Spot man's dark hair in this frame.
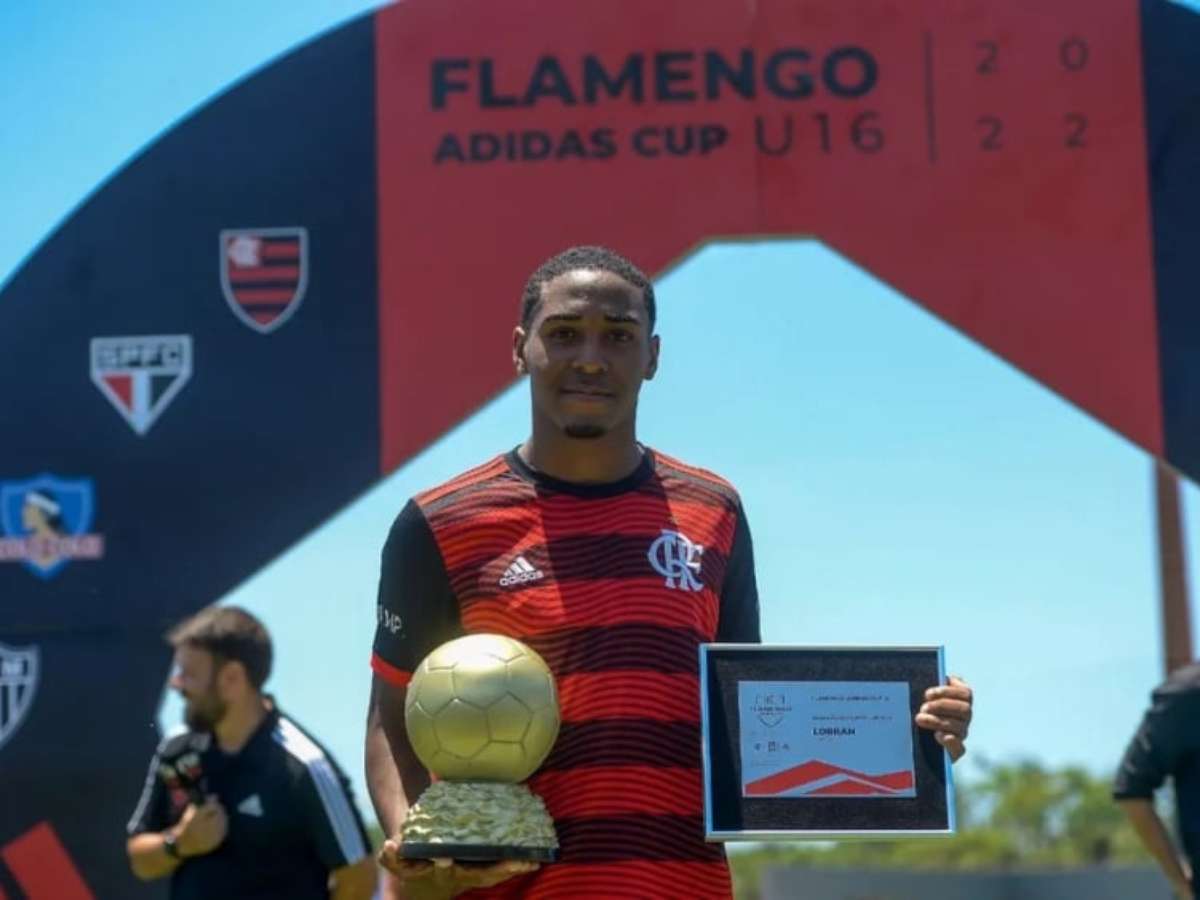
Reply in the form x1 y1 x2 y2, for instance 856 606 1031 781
520 245 656 331
168 606 272 690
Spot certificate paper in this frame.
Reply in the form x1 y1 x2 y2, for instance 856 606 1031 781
737 681 916 799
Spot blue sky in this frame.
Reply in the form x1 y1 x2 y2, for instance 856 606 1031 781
3 1 1197 827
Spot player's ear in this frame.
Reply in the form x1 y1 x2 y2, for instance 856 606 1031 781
513 326 528 374
644 334 660 381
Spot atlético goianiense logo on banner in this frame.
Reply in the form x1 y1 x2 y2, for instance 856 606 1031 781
0 644 39 753
0 475 105 580
90 335 193 436
219 227 308 333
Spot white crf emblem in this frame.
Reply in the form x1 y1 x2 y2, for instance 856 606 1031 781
648 529 704 591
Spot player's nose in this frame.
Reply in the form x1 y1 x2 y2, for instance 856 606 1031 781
571 336 608 373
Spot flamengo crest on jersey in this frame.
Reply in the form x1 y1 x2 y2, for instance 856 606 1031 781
647 529 704 591
0 475 105 579
90 335 193 436
499 554 545 587
220 227 309 334
0 644 39 753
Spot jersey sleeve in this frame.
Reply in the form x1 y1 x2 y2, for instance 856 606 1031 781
371 498 463 686
1113 684 1198 799
293 746 371 870
716 501 762 643
126 747 170 836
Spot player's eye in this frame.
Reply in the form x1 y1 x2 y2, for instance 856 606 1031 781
549 327 577 342
608 330 634 343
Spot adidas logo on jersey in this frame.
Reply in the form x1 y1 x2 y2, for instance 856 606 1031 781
499 555 544 587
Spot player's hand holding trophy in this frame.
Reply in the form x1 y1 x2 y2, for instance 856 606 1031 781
399 633 561 861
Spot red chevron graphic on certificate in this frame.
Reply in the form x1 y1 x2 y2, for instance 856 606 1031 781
738 681 917 799
745 759 915 797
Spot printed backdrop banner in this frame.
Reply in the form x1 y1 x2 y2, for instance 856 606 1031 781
0 1 1196 895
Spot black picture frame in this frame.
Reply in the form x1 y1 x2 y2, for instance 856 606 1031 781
699 644 955 840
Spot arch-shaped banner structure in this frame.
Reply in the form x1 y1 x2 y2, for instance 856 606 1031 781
1 1 1197 894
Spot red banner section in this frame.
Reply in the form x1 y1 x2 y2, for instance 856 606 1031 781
376 0 1157 472
1 823 95 900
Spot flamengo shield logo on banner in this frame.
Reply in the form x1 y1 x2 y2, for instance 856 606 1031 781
90 335 193 435
220 227 308 333
0 475 105 579
0 644 39 752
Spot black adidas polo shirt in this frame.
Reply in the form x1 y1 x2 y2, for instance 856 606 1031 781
128 705 369 900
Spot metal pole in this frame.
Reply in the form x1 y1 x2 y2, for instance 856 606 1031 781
1154 460 1193 677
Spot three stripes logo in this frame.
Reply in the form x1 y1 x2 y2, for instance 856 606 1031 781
90 335 193 436
499 555 544 588
220 227 308 334
237 794 265 817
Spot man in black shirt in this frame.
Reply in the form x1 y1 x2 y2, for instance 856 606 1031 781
126 606 376 900
1114 662 1200 900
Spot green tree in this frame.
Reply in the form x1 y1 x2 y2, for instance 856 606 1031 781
727 759 1153 900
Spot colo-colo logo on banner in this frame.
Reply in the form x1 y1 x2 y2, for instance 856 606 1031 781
0 475 105 579
91 335 193 436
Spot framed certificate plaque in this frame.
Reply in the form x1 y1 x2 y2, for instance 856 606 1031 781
699 644 956 840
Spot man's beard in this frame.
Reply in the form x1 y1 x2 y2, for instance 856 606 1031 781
564 423 606 439
184 692 227 731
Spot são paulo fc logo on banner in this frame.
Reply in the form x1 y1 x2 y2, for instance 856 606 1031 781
219 227 308 333
0 475 105 579
90 335 193 435
0 644 39 752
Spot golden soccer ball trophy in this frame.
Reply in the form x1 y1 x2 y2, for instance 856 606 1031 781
399 633 561 861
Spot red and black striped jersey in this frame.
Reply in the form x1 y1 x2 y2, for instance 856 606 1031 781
371 448 760 899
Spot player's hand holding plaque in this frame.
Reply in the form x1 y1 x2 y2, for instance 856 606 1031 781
400 634 560 862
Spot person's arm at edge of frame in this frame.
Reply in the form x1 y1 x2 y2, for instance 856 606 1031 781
1117 798 1193 899
366 674 429 845
1114 687 1195 900
366 673 432 900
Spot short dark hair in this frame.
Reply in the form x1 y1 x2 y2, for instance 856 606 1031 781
168 606 272 691
520 245 656 331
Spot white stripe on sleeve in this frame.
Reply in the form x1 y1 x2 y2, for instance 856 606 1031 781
127 751 162 834
273 717 367 863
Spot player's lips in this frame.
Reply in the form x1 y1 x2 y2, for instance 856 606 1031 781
560 390 615 407
560 387 615 398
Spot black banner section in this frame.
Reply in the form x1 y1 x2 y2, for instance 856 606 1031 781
1142 0 1200 477
0 15 378 897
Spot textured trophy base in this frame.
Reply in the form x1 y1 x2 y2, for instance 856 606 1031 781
399 842 557 862
399 781 558 862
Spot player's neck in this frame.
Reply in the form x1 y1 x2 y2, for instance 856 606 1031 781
214 695 269 754
521 423 643 485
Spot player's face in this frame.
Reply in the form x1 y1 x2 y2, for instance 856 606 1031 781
170 646 228 731
516 269 659 440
